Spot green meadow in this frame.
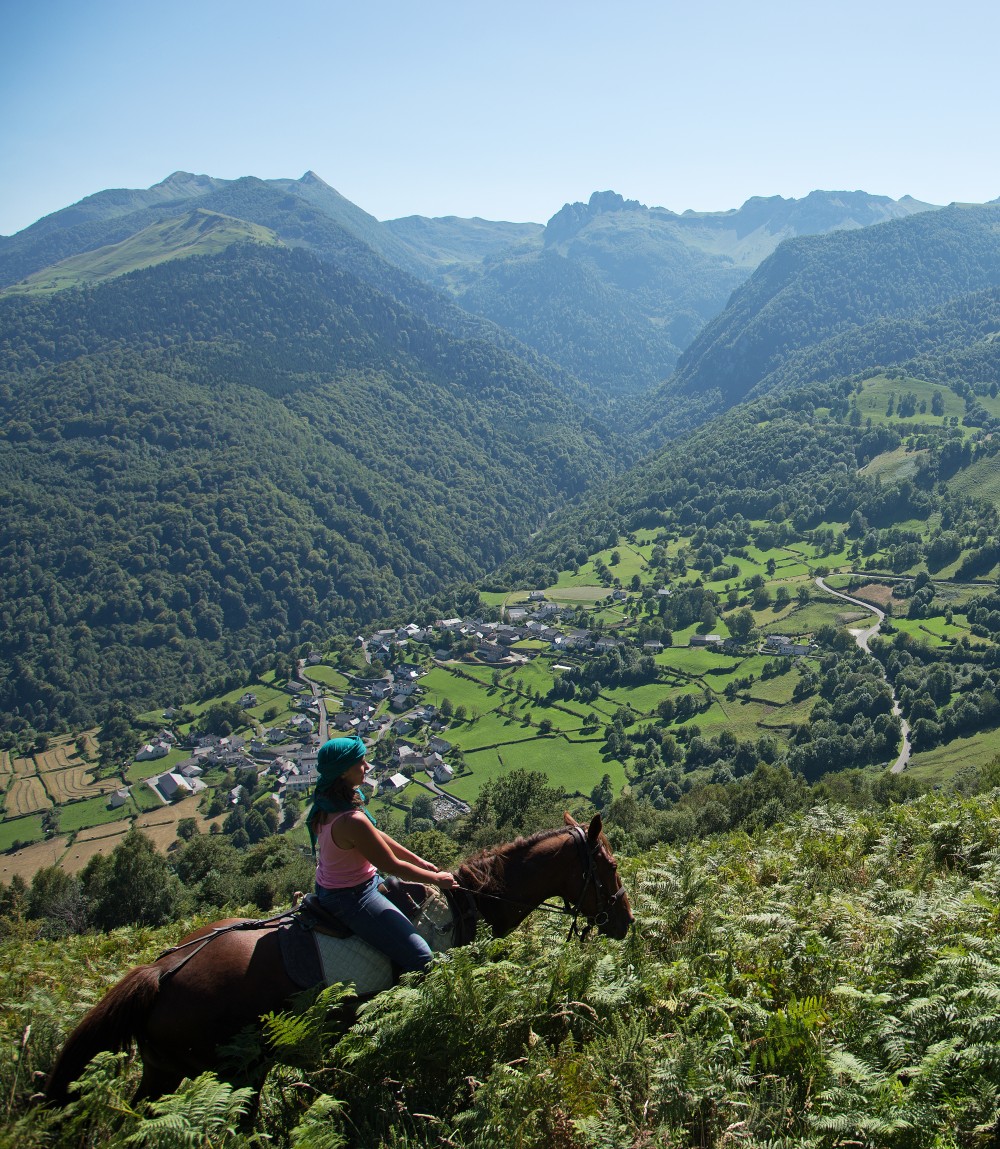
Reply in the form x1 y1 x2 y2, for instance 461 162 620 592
853 374 966 427
447 735 625 801
303 664 351 692
906 729 1000 785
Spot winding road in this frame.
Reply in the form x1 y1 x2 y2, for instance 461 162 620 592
814 577 912 773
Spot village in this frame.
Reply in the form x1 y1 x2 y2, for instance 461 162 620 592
119 588 818 833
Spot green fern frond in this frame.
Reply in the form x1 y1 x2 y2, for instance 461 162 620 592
122 1072 253 1148
288 1094 348 1149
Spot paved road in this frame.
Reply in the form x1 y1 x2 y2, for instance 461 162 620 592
299 659 329 743
814 577 912 773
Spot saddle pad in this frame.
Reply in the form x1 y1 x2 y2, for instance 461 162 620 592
315 932 394 996
278 889 459 994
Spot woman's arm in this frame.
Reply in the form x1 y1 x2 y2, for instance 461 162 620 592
340 812 455 888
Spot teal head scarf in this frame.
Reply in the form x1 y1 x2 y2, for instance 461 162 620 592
307 735 376 853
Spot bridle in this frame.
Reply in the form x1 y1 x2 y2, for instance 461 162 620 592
455 824 628 941
564 824 629 940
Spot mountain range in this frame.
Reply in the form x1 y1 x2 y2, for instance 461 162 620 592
2 171 999 734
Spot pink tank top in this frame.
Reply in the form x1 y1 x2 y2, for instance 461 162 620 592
315 811 378 889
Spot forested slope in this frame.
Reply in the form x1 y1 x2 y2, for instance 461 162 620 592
444 189 934 397
0 243 620 733
636 202 1000 440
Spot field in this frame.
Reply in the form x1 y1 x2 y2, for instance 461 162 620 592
861 446 930 484
446 736 626 802
0 792 221 883
854 374 966 428
303 663 351 691
949 453 1000 514
905 730 1000 786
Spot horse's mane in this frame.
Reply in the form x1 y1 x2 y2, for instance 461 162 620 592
455 826 570 895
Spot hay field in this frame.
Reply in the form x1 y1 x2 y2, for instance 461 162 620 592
2 795 224 882
3 755 53 818
43 765 117 803
0 835 69 883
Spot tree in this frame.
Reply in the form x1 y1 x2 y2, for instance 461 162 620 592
26 865 85 936
459 768 568 848
590 774 615 809
82 829 186 930
176 817 199 841
728 608 756 644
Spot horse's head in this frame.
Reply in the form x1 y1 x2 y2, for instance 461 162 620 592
562 812 634 940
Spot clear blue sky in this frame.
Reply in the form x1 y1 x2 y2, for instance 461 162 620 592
3 0 998 236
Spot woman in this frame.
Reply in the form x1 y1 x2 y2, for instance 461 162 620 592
308 735 456 973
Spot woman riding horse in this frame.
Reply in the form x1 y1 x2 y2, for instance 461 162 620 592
45 812 633 1104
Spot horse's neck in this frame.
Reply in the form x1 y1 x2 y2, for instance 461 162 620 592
461 830 571 937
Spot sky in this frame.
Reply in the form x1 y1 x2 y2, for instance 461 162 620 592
2 0 999 236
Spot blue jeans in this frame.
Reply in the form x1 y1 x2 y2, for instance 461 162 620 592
315 874 433 973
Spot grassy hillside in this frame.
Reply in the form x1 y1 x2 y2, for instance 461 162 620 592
2 210 281 294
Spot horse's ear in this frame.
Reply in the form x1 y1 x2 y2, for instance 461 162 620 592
587 814 603 842
563 811 579 827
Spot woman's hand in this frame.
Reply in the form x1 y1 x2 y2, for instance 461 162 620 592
434 870 457 890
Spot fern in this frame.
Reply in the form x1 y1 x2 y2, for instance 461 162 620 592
121 1073 254 1148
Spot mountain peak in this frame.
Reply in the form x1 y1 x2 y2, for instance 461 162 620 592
544 190 647 245
298 170 331 188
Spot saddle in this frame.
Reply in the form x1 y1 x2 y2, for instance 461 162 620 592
278 878 471 994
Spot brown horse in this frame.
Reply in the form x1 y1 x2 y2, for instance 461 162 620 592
46 813 632 1104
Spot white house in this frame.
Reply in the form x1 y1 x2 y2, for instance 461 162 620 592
109 787 130 809
432 762 454 784
136 740 170 761
384 772 411 793
283 769 318 793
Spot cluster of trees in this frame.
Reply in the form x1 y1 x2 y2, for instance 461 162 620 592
0 828 314 939
0 243 623 738
876 627 1000 752
547 644 659 703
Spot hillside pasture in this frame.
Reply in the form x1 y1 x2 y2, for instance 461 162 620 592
547 583 614 604
421 666 502 714
860 445 930 484
854 374 965 427
303 663 350 691
56 792 138 833
600 682 678 716
0 831 67 882
905 729 1000 785
446 734 625 801
746 671 802 705
949 453 1000 514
